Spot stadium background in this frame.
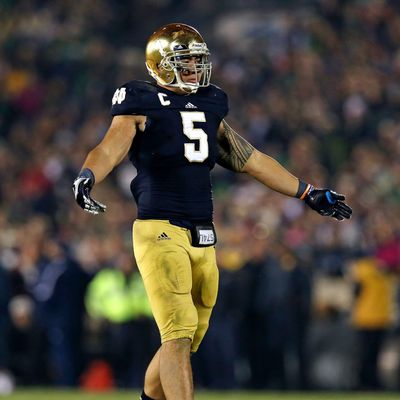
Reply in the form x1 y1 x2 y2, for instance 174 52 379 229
0 0 399 396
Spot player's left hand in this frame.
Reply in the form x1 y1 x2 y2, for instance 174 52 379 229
72 169 106 215
305 188 352 221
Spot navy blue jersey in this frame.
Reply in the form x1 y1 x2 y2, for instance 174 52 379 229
111 80 229 222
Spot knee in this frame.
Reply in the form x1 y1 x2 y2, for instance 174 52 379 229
162 337 192 353
160 303 198 344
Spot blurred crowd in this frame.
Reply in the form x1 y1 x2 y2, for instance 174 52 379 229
0 0 399 393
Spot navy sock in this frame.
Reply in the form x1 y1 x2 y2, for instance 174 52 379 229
140 390 155 400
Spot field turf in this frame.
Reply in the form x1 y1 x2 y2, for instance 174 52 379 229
7 389 400 400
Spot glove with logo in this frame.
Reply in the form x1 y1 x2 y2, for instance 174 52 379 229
304 187 352 220
72 168 106 215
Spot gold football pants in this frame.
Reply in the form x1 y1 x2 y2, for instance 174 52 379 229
132 219 219 352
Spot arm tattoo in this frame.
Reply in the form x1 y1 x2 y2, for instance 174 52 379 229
216 120 255 172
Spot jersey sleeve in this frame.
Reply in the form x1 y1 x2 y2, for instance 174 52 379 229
110 82 144 116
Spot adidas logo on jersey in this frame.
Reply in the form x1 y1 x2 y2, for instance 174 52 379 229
185 102 197 109
157 232 171 241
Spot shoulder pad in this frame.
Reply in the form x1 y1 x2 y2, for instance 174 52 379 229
110 80 156 116
198 84 229 118
209 84 228 97
127 80 159 93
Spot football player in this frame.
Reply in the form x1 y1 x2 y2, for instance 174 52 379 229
73 23 352 400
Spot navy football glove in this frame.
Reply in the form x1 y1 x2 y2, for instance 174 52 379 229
305 188 352 221
72 169 106 215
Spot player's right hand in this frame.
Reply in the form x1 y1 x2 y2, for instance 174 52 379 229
72 169 106 215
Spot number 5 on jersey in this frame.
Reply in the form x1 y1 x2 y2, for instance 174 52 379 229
180 112 208 163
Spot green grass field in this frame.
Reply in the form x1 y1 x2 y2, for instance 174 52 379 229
6 389 400 400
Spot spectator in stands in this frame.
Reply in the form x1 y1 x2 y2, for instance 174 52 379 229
85 250 157 388
31 239 90 386
349 254 397 390
0 265 11 373
7 295 48 385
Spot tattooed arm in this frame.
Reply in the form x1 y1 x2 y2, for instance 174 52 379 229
216 120 300 197
216 120 255 172
216 120 352 219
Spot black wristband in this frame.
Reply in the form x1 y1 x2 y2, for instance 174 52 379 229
79 168 95 184
296 180 311 200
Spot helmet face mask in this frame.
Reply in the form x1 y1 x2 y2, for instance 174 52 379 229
146 23 212 94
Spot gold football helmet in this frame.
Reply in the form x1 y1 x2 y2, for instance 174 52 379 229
145 23 212 93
